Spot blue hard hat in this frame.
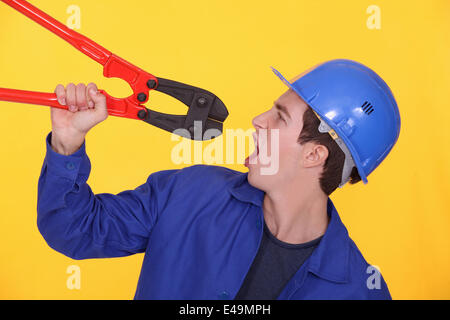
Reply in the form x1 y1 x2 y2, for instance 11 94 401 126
272 59 401 185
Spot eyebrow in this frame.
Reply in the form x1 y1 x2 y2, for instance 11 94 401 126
274 102 291 119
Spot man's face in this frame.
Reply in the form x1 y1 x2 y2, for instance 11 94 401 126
245 88 312 191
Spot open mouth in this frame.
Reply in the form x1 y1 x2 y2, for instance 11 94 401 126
245 132 259 167
254 132 260 155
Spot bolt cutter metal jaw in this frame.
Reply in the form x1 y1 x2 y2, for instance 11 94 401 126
0 0 229 141
99 55 228 140
142 78 228 141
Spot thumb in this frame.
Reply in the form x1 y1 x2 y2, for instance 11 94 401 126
88 88 109 118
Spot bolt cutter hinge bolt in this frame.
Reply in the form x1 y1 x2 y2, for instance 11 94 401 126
147 79 157 89
137 109 147 119
137 92 147 102
197 97 207 107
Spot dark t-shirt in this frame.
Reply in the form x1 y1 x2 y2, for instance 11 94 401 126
235 219 322 300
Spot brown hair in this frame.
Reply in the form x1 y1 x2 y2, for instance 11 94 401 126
298 106 361 195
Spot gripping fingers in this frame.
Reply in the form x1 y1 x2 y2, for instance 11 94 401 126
66 83 77 112
54 84 66 106
76 83 88 111
86 83 97 109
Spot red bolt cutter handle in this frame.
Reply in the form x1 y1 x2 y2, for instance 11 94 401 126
0 0 229 140
2 0 111 65
0 88 62 109
0 87 137 118
0 0 157 120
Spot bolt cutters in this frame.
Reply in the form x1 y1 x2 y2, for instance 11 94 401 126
0 0 229 140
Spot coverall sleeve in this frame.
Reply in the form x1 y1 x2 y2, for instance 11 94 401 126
37 132 177 260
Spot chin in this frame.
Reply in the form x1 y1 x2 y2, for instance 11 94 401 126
247 166 259 187
247 164 270 191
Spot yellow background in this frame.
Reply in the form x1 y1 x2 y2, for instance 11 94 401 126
0 0 449 299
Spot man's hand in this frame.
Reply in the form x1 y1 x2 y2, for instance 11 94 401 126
51 83 108 155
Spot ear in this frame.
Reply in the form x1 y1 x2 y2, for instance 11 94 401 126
302 143 329 168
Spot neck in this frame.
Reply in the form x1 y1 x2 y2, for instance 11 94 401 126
263 178 330 244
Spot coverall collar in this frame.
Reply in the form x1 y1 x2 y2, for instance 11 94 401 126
228 172 350 284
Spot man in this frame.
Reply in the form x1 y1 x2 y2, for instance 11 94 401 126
37 59 400 299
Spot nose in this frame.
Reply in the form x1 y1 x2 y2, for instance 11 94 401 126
252 110 268 131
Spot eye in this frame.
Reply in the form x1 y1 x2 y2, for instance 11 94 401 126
278 112 286 123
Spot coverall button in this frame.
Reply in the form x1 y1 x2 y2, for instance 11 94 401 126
66 162 75 170
218 291 229 299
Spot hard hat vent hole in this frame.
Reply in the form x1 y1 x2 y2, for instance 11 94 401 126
361 101 375 115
